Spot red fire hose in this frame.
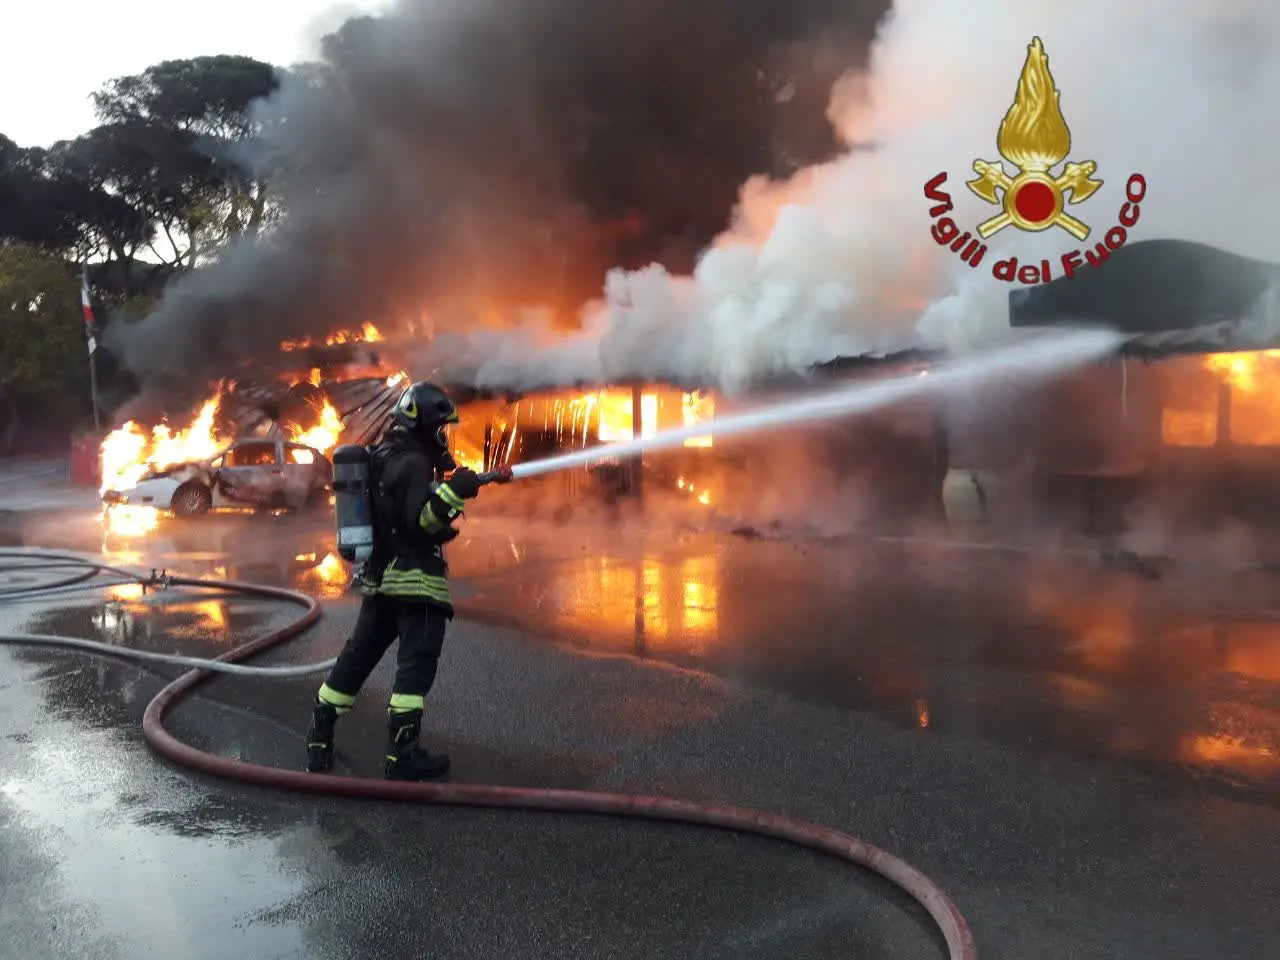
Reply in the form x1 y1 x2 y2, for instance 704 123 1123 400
59 568 976 959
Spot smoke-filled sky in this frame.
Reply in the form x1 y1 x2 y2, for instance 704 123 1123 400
114 0 1280 400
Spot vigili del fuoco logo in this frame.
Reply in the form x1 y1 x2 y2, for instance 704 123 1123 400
923 36 1146 284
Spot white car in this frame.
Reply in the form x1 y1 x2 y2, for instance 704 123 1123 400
102 438 333 517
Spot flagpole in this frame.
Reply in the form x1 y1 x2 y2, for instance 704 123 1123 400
81 265 102 433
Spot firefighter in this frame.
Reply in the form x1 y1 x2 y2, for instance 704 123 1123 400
304 381 483 780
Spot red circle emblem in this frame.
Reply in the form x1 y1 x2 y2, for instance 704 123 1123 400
1012 181 1056 224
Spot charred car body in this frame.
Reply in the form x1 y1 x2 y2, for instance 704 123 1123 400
103 438 332 517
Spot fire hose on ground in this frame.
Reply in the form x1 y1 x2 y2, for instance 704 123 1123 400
0 547 976 959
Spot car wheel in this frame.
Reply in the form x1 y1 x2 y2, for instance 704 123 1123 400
305 485 329 510
171 483 212 517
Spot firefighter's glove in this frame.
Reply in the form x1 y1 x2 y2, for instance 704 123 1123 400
352 563 381 596
445 467 481 499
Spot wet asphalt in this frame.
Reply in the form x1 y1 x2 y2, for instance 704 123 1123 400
1 497 1278 959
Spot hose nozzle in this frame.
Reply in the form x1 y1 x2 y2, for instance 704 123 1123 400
477 466 514 485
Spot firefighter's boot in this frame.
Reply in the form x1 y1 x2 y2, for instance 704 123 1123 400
305 702 341 773
385 709 450 781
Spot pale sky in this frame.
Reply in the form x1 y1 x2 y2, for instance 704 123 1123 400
2 0 390 147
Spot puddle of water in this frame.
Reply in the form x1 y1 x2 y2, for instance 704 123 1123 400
455 536 1280 796
0 665 311 958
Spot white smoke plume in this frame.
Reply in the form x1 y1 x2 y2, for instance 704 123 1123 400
453 0 1280 394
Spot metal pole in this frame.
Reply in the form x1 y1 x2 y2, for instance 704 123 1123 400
87 347 102 433
82 265 102 433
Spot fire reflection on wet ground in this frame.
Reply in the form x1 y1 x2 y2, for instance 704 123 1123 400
1017 573 1279 786
295 551 350 600
454 523 1280 798
522 553 722 658
11 588 274 684
3 506 1278 798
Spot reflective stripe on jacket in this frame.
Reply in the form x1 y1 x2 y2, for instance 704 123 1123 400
366 428 463 613
378 558 451 604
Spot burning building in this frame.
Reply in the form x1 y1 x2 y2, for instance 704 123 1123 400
476 387 716 501
98 237 1280 548
938 239 1280 543
95 315 729 532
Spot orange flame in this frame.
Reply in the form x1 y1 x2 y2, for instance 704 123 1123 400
451 444 485 472
308 552 346 584
566 390 714 445
676 475 713 506
100 391 230 494
594 392 657 443
1164 350 1280 447
194 599 228 631
482 387 718 475
682 391 714 447
299 552 351 599
1201 350 1280 393
280 323 384 352
289 397 343 453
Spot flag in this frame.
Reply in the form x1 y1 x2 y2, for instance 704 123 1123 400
81 267 96 355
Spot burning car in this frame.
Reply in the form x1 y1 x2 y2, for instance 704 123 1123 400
102 437 333 517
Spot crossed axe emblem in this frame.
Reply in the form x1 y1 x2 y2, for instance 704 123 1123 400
966 160 1102 241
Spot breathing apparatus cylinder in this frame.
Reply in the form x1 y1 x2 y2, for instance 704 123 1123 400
331 444 376 564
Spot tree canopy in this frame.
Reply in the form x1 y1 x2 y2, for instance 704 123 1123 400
0 245 88 452
0 55 280 450
0 55 280 290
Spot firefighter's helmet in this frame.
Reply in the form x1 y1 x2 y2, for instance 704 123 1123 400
392 381 459 450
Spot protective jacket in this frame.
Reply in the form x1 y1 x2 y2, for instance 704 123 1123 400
362 426 467 613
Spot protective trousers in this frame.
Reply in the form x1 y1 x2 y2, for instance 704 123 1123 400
317 593 448 714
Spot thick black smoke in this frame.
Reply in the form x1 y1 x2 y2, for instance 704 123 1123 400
111 0 888 398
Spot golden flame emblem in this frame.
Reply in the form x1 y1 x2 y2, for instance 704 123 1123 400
966 37 1103 240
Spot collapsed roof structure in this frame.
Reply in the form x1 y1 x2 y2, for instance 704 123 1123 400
1009 238 1280 357
224 239 1280 449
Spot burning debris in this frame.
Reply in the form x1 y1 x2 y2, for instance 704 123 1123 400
481 388 715 463
280 323 383 352
677 476 713 506
98 373 351 532
290 398 343 453
96 330 726 536
475 386 720 507
104 505 172 538
98 339 409 504
101 392 230 495
298 551 351 599
95 300 1280 550
99 391 230 535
